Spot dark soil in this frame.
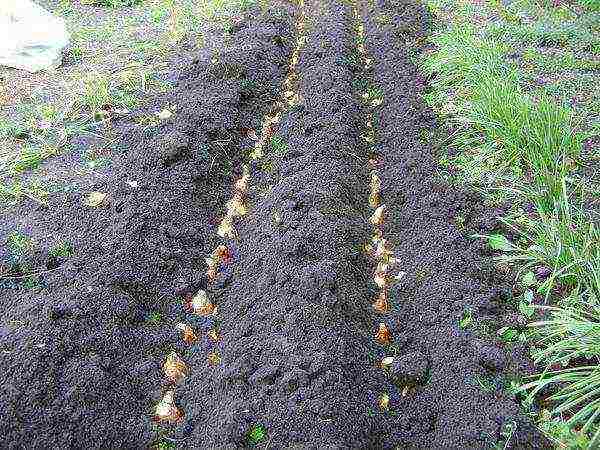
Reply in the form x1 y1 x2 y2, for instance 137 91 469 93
1 0 551 448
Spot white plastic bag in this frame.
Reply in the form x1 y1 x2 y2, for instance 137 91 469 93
0 0 70 72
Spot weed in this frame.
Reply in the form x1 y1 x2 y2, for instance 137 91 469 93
156 440 176 450
497 326 519 343
7 232 33 256
474 374 495 392
247 423 266 445
269 135 288 154
538 412 592 449
459 308 472 329
11 145 57 173
49 242 74 258
521 298 600 443
146 312 163 326
493 420 517 449
80 73 112 120
454 214 466 228
0 179 50 206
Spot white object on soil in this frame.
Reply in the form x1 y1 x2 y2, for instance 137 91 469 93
0 0 70 72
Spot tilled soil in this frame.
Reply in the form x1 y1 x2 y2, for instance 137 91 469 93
1 0 551 448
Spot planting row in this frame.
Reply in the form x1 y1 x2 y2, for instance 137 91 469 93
153 0 305 437
357 0 548 447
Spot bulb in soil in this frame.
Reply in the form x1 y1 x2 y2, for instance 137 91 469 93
247 129 259 141
369 171 381 208
374 239 392 261
208 329 219 342
217 217 235 239
394 270 406 282
370 205 385 227
381 356 394 368
214 245 231 263
234 169 250 194
208 352 221 365
157 109 173 120
188 290 215 316
83 191 108 207
226 194 248 217
163 352 188 383
153 390 183 423
374 268 388 289
175 323 198 344
375 323 391 345
205 257 218 281
378 393 390 410
372 291 389 313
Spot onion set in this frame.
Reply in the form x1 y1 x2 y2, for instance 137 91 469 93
153 390 183 423
175 323 198 344
187 290 216 316
375 322 391 345
163 352 188 383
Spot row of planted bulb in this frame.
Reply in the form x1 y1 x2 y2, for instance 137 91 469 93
154 182 249 423
155 5 307 425
353 9 405 411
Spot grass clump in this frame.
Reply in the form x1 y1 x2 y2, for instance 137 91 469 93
7 232 34 256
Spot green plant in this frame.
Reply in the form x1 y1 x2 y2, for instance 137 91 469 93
269 135 288 154
422 0 600 445
81 73 112 119
247 424 266 445
11 146 57 173
147 312 163 325
50 242 74 258
459 308 472 329
521 299 600 444
7 232 33 256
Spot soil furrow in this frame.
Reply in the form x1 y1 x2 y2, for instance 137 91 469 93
158 0 306 440
357 0 549 448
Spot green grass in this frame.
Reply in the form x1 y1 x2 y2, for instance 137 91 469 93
10 146 58 173
521 299 600 446
425 0 600 444
7 231 34 256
